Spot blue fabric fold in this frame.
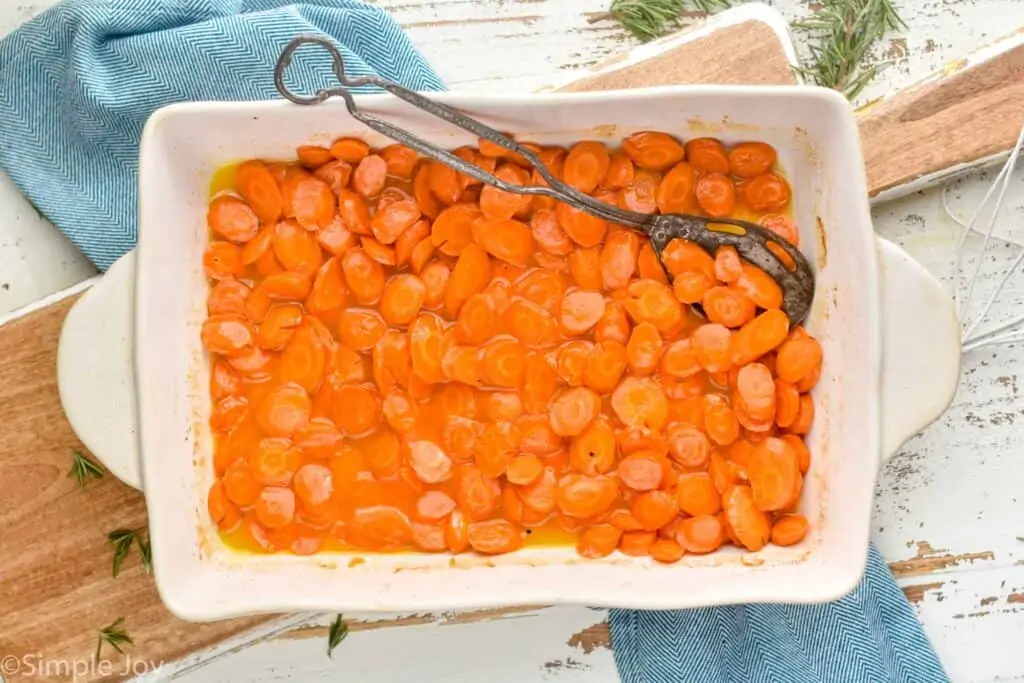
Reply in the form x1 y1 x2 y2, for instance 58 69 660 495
1 4 949 681
0 0 444 270
610 544 949 682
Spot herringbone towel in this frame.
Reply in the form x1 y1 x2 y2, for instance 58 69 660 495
0 0 444 270
611 544 949 682
0 3 949 681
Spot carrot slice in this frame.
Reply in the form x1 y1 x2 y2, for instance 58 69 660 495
563 140 610 193
620 169 660 214
379 274 427 326
703 393 740 446
637 242 668 284
656 162 697 214
731 309 790 366
666 422 710 469
337 309 386 351
618 452 664 491
685 138 729 174
549 387 601 436
500 296 558 348
775 379 801 429
703 286 756 328
555 474 618 518
775 337 823 384
340 248 386 305
677 514 726 554
691 323 733 373
479 163 531 220
695 173 736 217
676 472 721 516
722 485 770 551
630 490 677 531
619 530 657 556
624 280 684 335
611 376 669 431
445 244 492 317
736 362 776 421
577 524 623 558
584 340 628 394
787 394 815 435
352 154 388 198
557 340 593 386
208 195 259 243
428 161 463 206
660 339 702 379
279 325 326 393
594 303 631 346
771 514 809 546
348 506 413 550
561 290 607 335
480 338 529 388
602 151 635 190
468 519 523 555
330 137 370 163
235 160 284 224
742 172 792 212
281 170 336 230
569 416 616 475
746 437 801 512
556 202 607 248
203 241 244 280
599 229 640 290
728 142 777 178
471 217 535 267
331 384 382 436
256 383 311 437
622 132 684 172
201 314 254 356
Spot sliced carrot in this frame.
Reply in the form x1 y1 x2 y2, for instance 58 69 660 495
445 244 492 317
210 395 249 433
471 217 535 267
774 379 801 429
618 451 664 491
583 340 628 394
742 172 792 212
660 339 702 379
210 358 244 400
454 464 502 521
379 144 419 179
649 538 685 563
347 506 413 550
549 387 601 436
331 384 382 436
569 416 616 475
337 308 386 351
620 169 660 214
530 208 574 256
556 340 593 387
722 485 770 551
666 422 710 469
703 286 755 328
208 195 259 243
622 132 685 172
690 323 732 373
730 263 783 311
352 154 387 198
279 325 326 392
602 151 636 190
685 138 729 174
467 519 523 555
201 314 254 356
430 203 478 256
568 246 604 290
255 487 296 529
728 142 777 178
330 137 370 164
675 472 721 516
703 393 740 446
556 473 618 518
695 173 736 217
672 270 713 305
368 199 420 246
655 162 697 214
281 170 336 230
235 160 283 224
677 514 726 554
771 514 809 546
593 302 631 346
503 297 560 347
660 239 715 280
256 383 311 437
555 202 607 248
296 145 333 169
514 269 568 312
619 529 657 556
600 229 640 291
306 257 348 317
787 394 815 435
559 289 605 335
775 337 823 384
312 159 353 196
203 241 244 280
480 338 529 388
563 140 610 193
336 188 372 235
760 214 800 246
479 163 531 220
630 490 677 531
736 362 776 422
340 248 386 305
428 161 463 206
256 303 303 349
624 279 684 335
377 273 426 327
611 376 669 431
747 437 801 512
577 524 623 558
360 236 397 266
731 309 790 366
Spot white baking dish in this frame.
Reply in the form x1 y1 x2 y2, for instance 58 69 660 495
57 85 961 622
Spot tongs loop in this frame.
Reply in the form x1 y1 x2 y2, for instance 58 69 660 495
274 35 816 325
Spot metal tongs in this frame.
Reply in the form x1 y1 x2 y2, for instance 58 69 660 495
274 36 815 324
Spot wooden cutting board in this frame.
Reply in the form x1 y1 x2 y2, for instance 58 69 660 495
1 17 1022 682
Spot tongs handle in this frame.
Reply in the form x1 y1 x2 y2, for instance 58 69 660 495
274 36 650 229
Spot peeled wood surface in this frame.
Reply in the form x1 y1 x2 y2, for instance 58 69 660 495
858 40 1024 197
0 296 271 682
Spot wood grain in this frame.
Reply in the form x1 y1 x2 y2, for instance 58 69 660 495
0 297 271 682
554 21 798 91
858 40 1024 197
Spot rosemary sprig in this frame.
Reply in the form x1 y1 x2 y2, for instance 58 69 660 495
792 0 906 100
597 0 731 42
68 449 103 488
327 614 349 658
107 528 152 578
95 617 133 661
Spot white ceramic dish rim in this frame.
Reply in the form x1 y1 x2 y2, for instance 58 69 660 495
58 84 961 622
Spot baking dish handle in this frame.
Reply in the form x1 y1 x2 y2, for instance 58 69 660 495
876 237 962 461
57 250 143 490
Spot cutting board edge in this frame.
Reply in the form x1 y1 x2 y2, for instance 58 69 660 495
0 275 98 329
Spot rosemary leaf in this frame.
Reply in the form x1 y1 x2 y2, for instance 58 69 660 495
108 529 135 579
138 538 153 574
327 614 349 658
68 450 104 488
607 0 731 43
791 0 906 99
96 617 133 661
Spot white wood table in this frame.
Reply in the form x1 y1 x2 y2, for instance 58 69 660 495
1 1 1022 681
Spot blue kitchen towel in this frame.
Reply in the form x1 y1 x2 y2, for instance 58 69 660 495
610 543 950 682
0 0 444 270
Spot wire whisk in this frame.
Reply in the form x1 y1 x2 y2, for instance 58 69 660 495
945 120 1024 353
